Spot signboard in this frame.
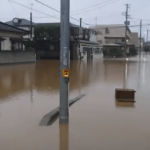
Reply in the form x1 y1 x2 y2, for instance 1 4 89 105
62 69 70 78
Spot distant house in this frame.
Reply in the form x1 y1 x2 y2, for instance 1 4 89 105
35 22 99 59
0 22 29 51
5 18 36 40
0 22 36 64
90 24 131 47
90 24 140 57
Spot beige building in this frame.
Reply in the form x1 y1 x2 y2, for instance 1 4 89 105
129 32 138 47
90 24 131 46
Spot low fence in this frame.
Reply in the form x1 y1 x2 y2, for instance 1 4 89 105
103 46 140 58
0 51 36 65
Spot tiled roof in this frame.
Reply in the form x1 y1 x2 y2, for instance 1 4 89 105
0 22 29 33
5 18 36 26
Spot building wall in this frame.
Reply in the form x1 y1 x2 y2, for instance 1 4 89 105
19 26 34 39
0 31 23 51
106 39 124 44
89 32 97 42
130 32 138 47
0 31 22 38
0 51 36 64
1 37 11 50
90 25 131 46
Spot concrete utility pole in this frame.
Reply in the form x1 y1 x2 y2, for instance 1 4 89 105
60 0 70 124
140 20 142 57
124 4 129 56
147 30 149 42
79 18 82 60
60 125 69 150
95 17 97 26
80 18 82 27
30 3 33 39
30 12 32 39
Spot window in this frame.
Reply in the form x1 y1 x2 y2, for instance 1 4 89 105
13 18 19 23
105 28 109 34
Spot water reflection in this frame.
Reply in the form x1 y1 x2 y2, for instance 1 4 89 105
0 56 150 150
0 61 90 101
0 64 35 101
60 124 69 150
116 100 135 108
0 57 149 102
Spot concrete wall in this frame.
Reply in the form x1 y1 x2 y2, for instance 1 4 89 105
0 51 36 64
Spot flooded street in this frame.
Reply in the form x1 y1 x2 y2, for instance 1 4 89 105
0 54 150 150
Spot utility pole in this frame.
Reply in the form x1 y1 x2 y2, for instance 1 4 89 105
147 30 149 42
124 4 130 56
30 3 33 39
80 18 82 27
140 20 142 57
60 0 70 124
95 17 97 26
79 18 82 60
30 13 32 39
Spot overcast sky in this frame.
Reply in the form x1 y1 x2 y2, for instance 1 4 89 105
1 0 150 39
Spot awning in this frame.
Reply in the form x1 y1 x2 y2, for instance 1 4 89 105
105 35 131 39
72 39 99 46
103 43 122 47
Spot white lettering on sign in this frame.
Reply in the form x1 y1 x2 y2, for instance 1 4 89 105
63 47 67 66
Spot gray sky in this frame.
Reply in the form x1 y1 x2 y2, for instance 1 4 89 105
1 0 150 39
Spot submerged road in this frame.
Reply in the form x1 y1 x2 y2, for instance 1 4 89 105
0 54 150 150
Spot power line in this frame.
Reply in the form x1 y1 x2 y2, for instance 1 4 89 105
71 0 114 13
71 0 119 16
35 0 79 22
92 24 150 30
8 0 60 20
8 0 19 17
129 17 150 21
35 0 59 13
35 0 93 26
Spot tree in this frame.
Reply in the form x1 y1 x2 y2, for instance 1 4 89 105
34 25 60 41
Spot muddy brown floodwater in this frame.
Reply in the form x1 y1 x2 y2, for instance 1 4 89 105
0 54 150 150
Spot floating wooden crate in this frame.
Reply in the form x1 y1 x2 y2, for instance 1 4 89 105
115 89 136 102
